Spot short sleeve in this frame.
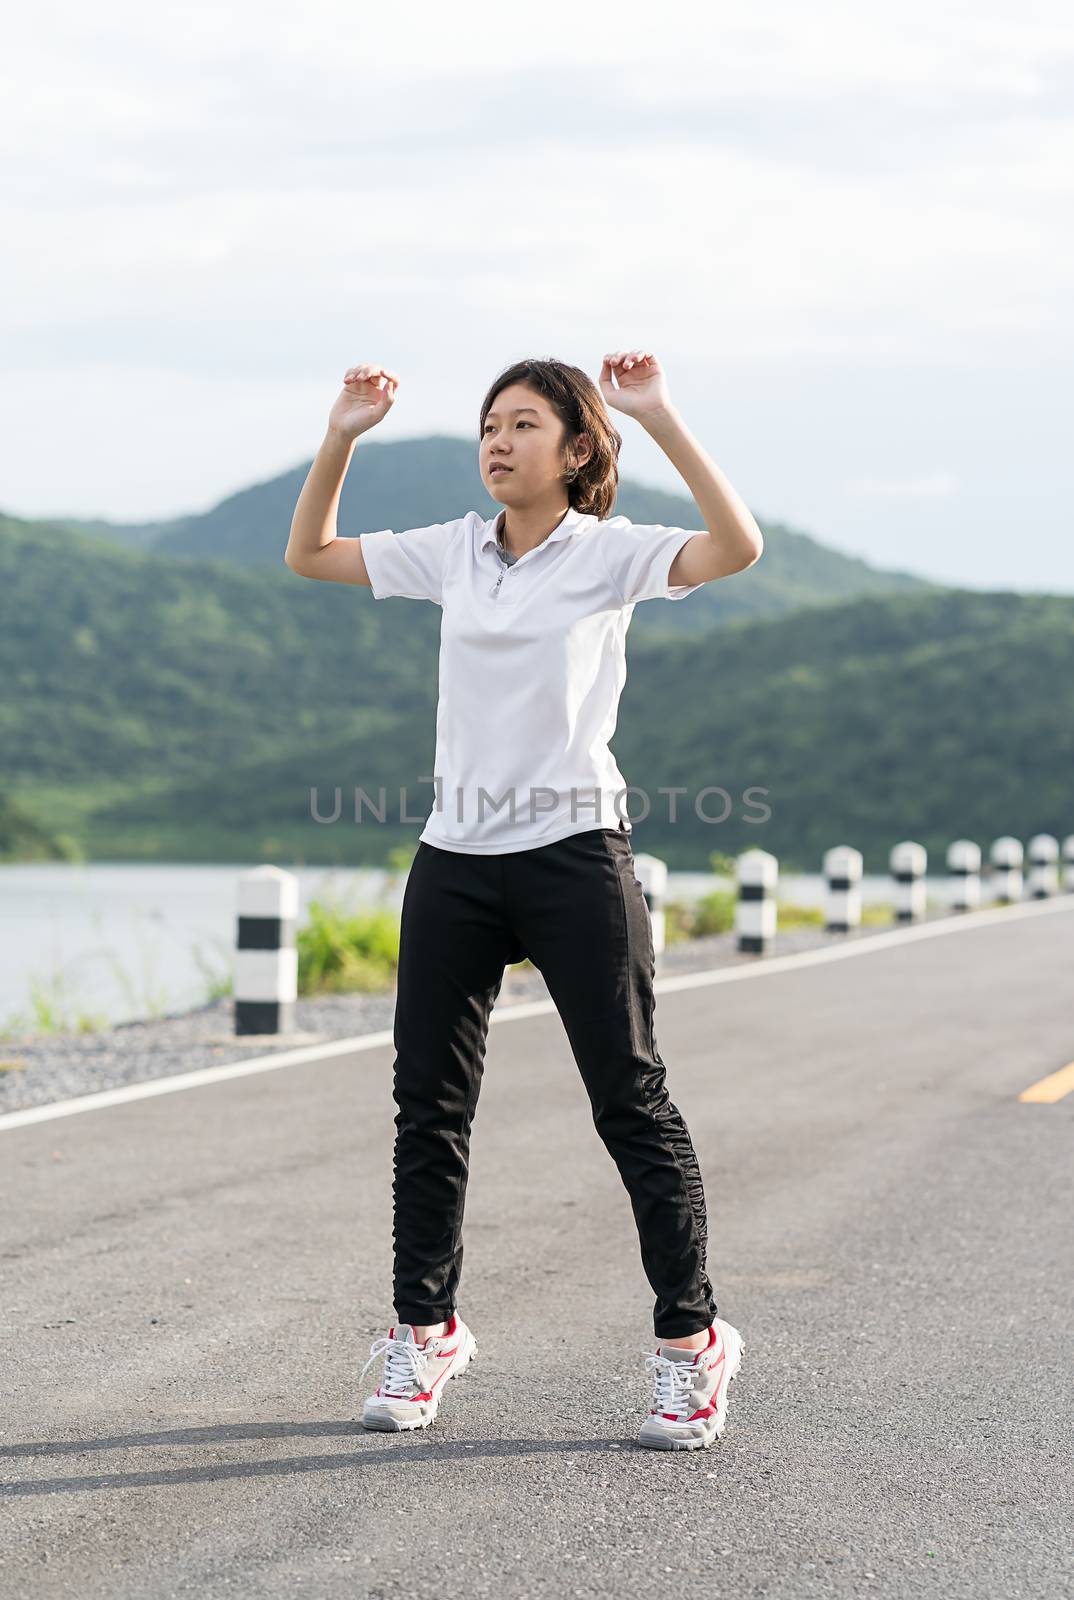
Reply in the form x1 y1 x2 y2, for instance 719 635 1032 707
358 516 468 604
598 517 707 604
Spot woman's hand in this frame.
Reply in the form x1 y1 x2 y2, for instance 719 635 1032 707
328 363 400 440
599 350 673 419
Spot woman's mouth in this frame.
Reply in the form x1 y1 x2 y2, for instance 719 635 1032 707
490 465 512 476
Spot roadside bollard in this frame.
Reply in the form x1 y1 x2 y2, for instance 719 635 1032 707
1026 834 1059 898
234 865 299 1035
1063 835 1074 894
633 852 667 967
823 846 863 933
989 836 1023 904
736 849 778 954
946 839 981 912
890 841 927 923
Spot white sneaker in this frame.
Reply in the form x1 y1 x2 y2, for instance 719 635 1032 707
359 1311 478 1432
636 1316 746 1451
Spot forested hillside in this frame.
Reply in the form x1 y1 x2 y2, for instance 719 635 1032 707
3 513 1069 870
37 433 936 637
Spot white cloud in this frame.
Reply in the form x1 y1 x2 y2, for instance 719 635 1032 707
1 0 1072 589
845 473 959 502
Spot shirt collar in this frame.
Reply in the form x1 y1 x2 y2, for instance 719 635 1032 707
480 505 591 554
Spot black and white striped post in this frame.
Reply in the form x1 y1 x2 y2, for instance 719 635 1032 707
736 849 778 954
989 836 1023 904
234 865 299 1036
946 839 981 912
823 846 862 933
1026 833 1059 899
633 851 667 966
890 841 927 923
1063 834 1074 894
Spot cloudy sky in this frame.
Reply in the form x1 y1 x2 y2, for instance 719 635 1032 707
4 1 1071 591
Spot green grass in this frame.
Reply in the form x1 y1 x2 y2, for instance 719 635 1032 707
296 897 401 994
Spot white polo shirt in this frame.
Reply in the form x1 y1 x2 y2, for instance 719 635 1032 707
358 505 705 854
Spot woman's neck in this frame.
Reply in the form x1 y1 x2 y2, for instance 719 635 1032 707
497 505 570 559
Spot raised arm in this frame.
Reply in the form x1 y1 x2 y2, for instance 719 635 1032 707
600 349 764 584
284 363 399 585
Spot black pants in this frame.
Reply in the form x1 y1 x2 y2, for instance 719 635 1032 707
389 822 718 1339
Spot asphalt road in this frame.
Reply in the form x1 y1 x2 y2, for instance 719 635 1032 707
2 904 1072 1600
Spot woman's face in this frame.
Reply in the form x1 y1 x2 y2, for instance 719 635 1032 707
480 383 573 505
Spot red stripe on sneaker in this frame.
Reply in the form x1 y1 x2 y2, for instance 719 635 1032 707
413 1359 458 1403
685 1351 727 1420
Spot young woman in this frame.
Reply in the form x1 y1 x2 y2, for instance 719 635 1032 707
285 351 763 1451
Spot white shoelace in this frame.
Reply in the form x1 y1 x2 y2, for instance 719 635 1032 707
644 1351 698 1419
360 1335 429 1398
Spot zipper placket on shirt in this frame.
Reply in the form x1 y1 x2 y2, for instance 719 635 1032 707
489 539 522 598
488 525 548 597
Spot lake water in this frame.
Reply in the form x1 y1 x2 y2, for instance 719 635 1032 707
0 858 995 1033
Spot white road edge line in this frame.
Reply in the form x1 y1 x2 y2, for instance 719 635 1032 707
1 895 1070 1133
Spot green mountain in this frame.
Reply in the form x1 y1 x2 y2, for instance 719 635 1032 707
0 793 77 862
0 509 437 829
613 590 1074 868
2 511 1071 871
39 434 936 636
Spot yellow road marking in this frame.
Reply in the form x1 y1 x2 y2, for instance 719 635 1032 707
1019 1061 1074 1103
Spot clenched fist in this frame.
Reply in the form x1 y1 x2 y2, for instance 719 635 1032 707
329 364 400 440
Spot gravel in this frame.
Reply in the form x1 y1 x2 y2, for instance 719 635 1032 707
0 911 957 1115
